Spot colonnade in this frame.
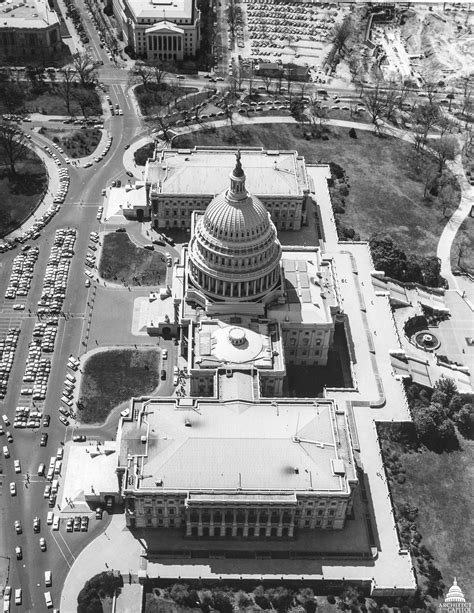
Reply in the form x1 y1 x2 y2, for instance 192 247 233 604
185 507 296 538
190 265 280 299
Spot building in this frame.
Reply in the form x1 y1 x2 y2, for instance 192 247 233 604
0 0 61 61
118 398 357 537
120 147 313 231
115 155 352 539
112 0 200 60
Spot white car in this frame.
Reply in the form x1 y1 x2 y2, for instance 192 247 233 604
14 459 21 473
9 482 16 496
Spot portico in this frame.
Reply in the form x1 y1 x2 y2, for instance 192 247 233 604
145 21 184 60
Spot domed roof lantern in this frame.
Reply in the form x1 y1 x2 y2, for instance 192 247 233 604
229 150 247 201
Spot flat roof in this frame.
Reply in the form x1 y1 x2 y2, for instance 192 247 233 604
149 148 309 197
120 399 356 494
268 250 338 325
0 0 59 27
124 0 194 20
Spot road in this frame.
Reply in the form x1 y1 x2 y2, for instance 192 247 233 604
0 45 145 611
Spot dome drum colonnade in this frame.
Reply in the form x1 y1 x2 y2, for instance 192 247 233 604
188 152 283 302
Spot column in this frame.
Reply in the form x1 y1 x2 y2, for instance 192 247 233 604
209 509 215 537
198 510 203 537
186 512 192 536
288 509 296 538
232 509 237 537
266 512 272 537
277 509 283 537
255 510 261 537
158 36 162 51
243 510 249 538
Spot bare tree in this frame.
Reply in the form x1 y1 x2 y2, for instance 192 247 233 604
262 75 273 94
363 82 387 130
225 0 244 40
71 51 97 87
419 158 438 198
0 123 28 174
57 66 77 115
438 180 456 218
329 16 352 59
150 114 176 143
431 136 457 172
71 89 96 118
411 101 440 146
307 97 328 130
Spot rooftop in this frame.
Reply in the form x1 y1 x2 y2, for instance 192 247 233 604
148 148 309 197
122 0 194 21
0 0 59 28
268 250 338 326
119 399 356 494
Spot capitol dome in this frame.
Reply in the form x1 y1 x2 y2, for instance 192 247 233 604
188 152 282 302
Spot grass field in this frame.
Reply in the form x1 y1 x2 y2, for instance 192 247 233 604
0 150 47 237
134 142 155 166
99 233 167 286
173 123 460 258
77 348 159 424
381 429 474 604
41 127 102 158
135 83 198 116
25 86 102 117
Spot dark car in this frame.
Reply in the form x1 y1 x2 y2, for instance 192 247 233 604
72 434 86 442
42 414 50 427
124 144 130 150
144 244 154 251
152 239 166 246
73 516 81 531
115 227 126 233
40 432 48 447
160 369 166 381
66 518 74 532
126 171 133 177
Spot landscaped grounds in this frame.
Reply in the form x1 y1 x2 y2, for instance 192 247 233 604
99 233 167 286
0 149 47 237
41 127 102 159
77 348 160 424
173 123 460 259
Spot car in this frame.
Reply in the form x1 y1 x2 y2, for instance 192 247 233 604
47 511 54 525
3 585 11 601
124 144 130 150
115 227 126 232
66 518 74 532
33 516 40 532
59 415 70 427
9 482 16 496
72 434 86 442
126 171 133 177
14 459 21 473
43 414 50 427
44 483 51 498
15 546 22 560
81 516 89 531
85 279 91 287
6 431 13 443
44 590 53 608
13 304 25 310
2 414 10 426
44 570 52 587
73 516 81 531
144 244 154 251
40 432 48 446
95 507 103 519
14 588 21 605
14 520 22 534
161 369 166 380
39 537 46 551
162 349 168 359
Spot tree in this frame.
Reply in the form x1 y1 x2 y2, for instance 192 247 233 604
363 82 387 130
369 233 408 280
72 51 97 87
329 16 352 59
412 402 457 452
307 98 328 131
72 89 96 118
437 180 456 218
262 74 274 93
431 136 457 172
434 376 457 404
0 123 28 174
225 0 244 39
454 404 474 439
420 158 438 198
411 102 440 146
0 83 26 114
57 66 77 115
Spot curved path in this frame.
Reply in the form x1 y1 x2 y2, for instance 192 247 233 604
125 113 473 290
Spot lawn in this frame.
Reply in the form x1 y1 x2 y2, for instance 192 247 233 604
134 142 155 166
99 233 167 286
24 85 102 117
380 425 474 604
77 348 160 424
134 83 198 116
41 127 102 158
173 123 460 259
0 150 47 237
451 216 474 274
